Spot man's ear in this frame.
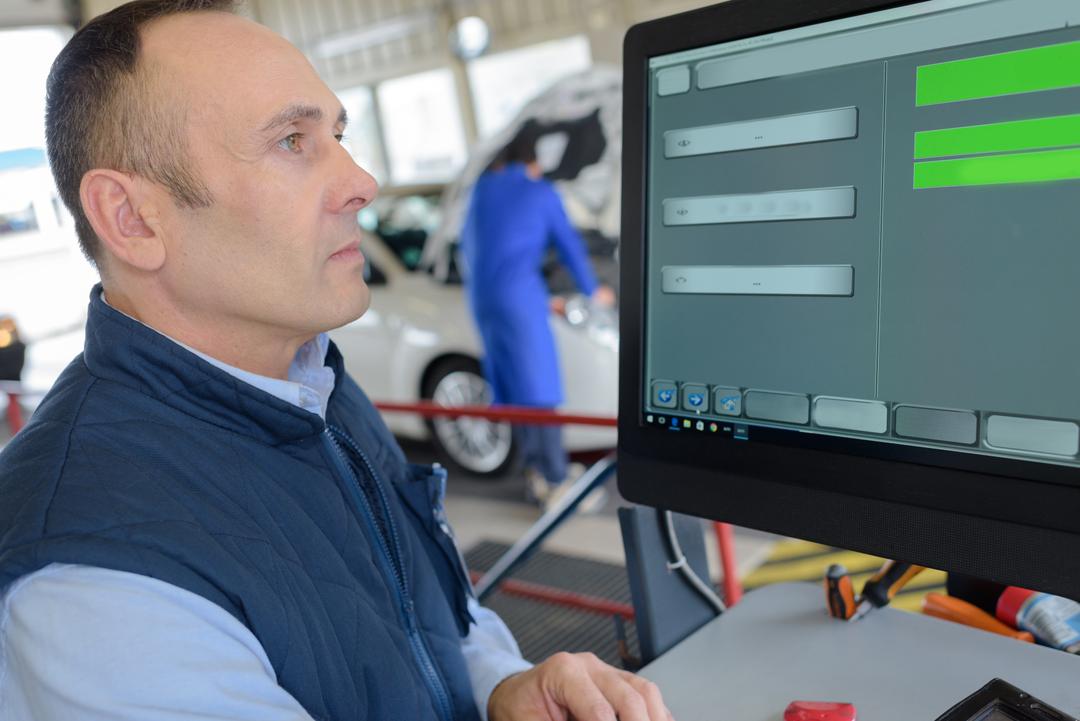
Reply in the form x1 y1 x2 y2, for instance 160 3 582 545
80 169 166 272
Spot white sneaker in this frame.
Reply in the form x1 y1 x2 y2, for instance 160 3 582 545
564 462 587 483
525 468 552 505
524 463 584 506
542 464 609 515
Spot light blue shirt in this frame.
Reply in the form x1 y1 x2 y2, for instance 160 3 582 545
0 326 531 720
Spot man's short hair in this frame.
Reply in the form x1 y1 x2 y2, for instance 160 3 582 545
493 121 540 169
45 0 238 265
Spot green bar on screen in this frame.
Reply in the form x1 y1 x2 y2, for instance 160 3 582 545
916 40 1080 106
913 147 1080 189
915 114 1080 159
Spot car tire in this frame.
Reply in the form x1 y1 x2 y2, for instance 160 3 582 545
422 357 516 478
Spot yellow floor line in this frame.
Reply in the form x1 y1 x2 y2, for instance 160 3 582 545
740 540 947 616
759 539 832 562
743 550 885 588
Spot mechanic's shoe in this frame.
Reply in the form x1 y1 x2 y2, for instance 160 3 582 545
541 464 608 515
542 482 609 515
525 468 552 505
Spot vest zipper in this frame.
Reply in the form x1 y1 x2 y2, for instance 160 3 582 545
323 427 455 721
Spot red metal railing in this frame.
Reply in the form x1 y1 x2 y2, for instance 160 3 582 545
375 400 617 427
469 571 635 619
0 383 26 436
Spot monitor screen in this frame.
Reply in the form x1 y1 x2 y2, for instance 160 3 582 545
619 0 1080 598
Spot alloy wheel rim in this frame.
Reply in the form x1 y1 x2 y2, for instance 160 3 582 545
431 370 512 473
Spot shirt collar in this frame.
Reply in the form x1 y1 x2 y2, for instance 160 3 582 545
100 291 336 419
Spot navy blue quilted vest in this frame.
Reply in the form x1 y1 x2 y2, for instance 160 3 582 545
0 288 482 721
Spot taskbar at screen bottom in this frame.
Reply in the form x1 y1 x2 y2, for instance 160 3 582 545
645 411 749 439
641 409 1080 471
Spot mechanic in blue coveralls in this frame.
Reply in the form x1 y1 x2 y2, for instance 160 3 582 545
461 126 615 505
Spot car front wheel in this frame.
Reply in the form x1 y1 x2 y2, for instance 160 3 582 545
422 357 516 478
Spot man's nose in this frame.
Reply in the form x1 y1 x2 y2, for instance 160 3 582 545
328 144 378 214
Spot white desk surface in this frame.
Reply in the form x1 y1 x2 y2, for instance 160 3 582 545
640 582 1080 721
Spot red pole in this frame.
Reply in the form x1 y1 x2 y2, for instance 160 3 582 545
713 522 742 606
374 400 617 427
5 392 24 436
470 571 635 619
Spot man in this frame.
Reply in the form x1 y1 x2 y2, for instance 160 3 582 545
0 2 673 720
461 125 615 509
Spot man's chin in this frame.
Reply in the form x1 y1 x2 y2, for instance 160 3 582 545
303 280 371 336
329 284 371 329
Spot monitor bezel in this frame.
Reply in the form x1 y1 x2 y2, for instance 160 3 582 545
618 0 1080 599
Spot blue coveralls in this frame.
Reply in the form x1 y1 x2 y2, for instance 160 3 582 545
461 163 598 483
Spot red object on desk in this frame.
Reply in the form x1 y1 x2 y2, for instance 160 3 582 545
784 701 857 721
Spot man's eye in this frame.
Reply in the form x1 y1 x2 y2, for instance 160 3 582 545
335 133 346 143
278 133 304 153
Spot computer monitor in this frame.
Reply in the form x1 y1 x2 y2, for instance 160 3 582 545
618 0 1080 600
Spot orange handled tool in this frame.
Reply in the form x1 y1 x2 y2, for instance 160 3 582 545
824 564 857 620
922 592 1035 642
851 560 925 620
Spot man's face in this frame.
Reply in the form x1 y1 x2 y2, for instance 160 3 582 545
140 13 377 341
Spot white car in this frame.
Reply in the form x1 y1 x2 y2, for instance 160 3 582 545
0 156 97 397
0 160 95 338
330 234 618 477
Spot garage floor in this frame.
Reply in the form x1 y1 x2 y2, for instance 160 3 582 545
465 539 640 666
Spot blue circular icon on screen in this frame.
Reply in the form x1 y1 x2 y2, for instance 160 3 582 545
658 389 674 403
689 393 704 407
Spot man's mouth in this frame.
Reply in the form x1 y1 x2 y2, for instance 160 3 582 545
329 244 364 263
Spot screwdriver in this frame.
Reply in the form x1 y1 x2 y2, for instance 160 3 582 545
850 560 925 621
824 563 857 620
922 592 1035 643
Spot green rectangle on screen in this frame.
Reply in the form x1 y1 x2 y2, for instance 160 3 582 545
914 114 1080 159
913 147 1080 189
916 40 1080 106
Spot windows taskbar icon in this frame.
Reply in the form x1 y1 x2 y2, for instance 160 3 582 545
648 412 740 438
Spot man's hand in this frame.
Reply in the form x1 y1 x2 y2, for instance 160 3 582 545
591 285 617 309
487 651 673 721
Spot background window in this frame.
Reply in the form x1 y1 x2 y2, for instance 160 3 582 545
0 27 68 154
335 85 388 185
377 68 468 185
0 203 38 238
467 35 593 139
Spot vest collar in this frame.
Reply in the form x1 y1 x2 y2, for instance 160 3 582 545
81 284 346 444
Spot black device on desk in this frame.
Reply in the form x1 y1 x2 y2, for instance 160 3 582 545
936 679 1078 721
617 0 1080 601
